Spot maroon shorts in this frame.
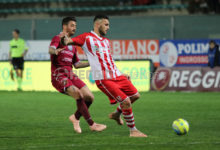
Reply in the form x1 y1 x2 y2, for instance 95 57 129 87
95 75 138 105
52 73 86 93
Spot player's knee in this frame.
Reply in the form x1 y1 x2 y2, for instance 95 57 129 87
16 69 22 77
15 70 20 76
74 89 83 100
129 93 140 104
84 93 94 102
131 93 140 101
67 86 82 100
121 98 131 109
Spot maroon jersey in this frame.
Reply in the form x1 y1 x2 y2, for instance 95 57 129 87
50 35 80 80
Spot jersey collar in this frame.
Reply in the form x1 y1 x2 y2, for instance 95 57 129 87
90 31 103 40
13 38 20 41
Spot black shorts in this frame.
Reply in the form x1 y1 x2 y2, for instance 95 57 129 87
12 57 24 70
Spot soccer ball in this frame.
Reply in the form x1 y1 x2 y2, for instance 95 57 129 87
172 118 189 135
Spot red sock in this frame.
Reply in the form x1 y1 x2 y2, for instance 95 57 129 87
76 99 94 126
121 107 136 130
75 101 92 120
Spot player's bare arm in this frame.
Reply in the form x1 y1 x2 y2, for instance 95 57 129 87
22 49 28 57
74 62 89 69
9 51 12 64
48 47 64 55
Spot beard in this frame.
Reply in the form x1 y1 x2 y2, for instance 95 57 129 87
99 27 106 36
67 29 75 36
69 32 74 36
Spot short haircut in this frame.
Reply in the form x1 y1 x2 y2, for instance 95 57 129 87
93 15 109 23
62 17 76 27
209 40 216 45
13 29 20 34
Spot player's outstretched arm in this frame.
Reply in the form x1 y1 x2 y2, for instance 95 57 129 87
59 32 74 45
48 47 64 55
74 62 90 69
59 32 86 46
60 36 74 45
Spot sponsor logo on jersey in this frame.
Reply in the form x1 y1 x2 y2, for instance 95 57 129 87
67 45 73 51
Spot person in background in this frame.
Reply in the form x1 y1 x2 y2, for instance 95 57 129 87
9 29 28 91
188 0 209 14
208 40 220 68
207 0 220 14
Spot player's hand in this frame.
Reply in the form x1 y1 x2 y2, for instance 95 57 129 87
63 35 72 45
59 32 70 45
59 32 67 38
123 74 131 81
55 48 65 55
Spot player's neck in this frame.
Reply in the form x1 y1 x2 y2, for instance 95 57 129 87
93 29 101 37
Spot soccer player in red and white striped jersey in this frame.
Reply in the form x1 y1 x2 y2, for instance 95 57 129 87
61 15 147 137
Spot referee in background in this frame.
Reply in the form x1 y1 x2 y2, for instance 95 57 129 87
9 29 28 91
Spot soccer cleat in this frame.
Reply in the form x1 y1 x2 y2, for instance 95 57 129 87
130 129 147 137
69 114 82 134
109 112 124 125
90 123 107 132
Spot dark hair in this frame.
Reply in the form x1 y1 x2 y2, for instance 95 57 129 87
93 15 109 23
13 29 20 34
209 40 216 45
62 17 76 27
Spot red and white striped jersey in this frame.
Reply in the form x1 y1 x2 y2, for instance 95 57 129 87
72 31 121 80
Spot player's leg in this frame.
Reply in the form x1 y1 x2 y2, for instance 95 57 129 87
66 85 106 133
120 98 147 137
17 58 24 90
108 99 124 125
74 86 94 120
96 79 146 137
66 85 93 127
110 76 140 124
16 69 23 89
96 80 124 125
130 92 140 103
12 58 23 91
52 78 82 133
114 92 140 115
69 76 94 121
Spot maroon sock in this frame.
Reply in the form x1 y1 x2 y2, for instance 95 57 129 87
75 101 92 120
76 99 94 126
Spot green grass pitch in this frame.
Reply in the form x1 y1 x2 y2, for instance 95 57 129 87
0 91 220 150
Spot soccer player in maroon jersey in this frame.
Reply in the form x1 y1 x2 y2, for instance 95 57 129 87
49 17 106 134
61 15 147 137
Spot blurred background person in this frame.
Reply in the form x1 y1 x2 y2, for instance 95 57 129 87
208 40 220 68
188 0 209 14
9 29 28 91
188 0 220 14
